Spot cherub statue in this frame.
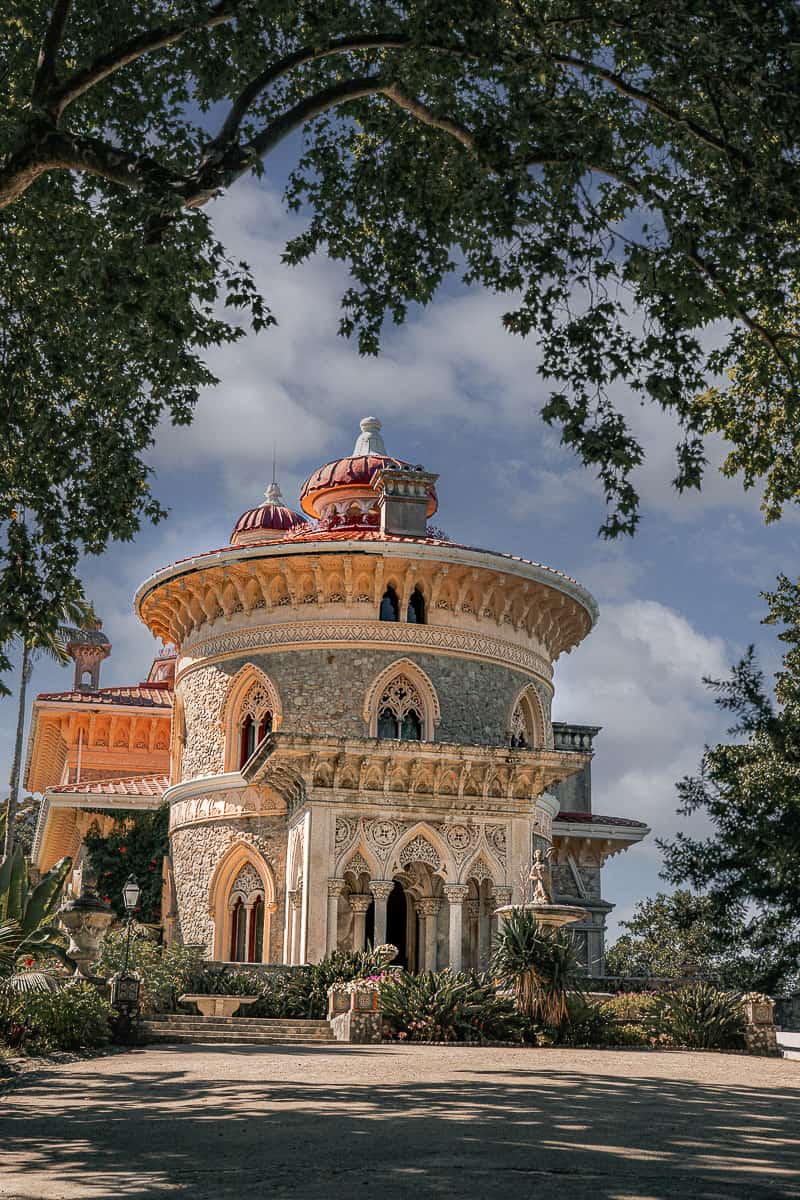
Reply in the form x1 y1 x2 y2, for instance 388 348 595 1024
529 849 552 905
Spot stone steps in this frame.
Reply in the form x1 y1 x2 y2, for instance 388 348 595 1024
777 1033 800 1060
140 1015 335 1045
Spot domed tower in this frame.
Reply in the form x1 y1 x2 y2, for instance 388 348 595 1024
135 421 646 972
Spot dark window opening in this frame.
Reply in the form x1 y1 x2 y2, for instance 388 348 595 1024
379 585 399 622
378 708 399 739
401 710 422 741
239 712 272 767
406 586 426 624
230 898 246 961
248 895 263 962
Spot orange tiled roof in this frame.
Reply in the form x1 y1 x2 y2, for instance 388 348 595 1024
36 685 173 708
48 774 169 797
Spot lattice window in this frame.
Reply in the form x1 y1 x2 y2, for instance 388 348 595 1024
509 701 530 749
376 675 424 741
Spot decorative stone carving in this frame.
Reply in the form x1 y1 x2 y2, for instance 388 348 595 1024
348 894 373 914
466 858 494 886
415 897 441 918
493 886 513 909
486 824 508 865
439 823 478 859
529 849 552 904
335 816 356 849
327 877 346 897
229 862 263 902
369 880 394 901
443 884 469 903
367 818 402 852
181 620 553 683
399 835 442 871
344 852 372 879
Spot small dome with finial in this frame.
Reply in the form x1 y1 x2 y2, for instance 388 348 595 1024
230 477 308 546
299 417 437 528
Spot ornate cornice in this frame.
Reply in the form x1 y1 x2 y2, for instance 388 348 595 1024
177 620 553 685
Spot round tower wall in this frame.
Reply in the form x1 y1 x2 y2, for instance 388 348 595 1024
176 648 552 782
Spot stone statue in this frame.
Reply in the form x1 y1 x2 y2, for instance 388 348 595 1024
529 849 552 905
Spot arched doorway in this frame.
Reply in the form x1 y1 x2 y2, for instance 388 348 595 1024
385 880 408 967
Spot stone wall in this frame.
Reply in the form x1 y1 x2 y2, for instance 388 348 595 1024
170 817 287 960
177 648 551 781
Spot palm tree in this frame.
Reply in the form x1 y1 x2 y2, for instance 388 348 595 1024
0 848 73 991
491 907 585 1027
3 598 95 862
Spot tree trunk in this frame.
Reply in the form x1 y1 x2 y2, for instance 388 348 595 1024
3 643 31 862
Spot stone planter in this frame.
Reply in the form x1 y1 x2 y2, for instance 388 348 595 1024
59 895 114 979
179 994 258 1017
327 986 380 1019
327 986 383 1043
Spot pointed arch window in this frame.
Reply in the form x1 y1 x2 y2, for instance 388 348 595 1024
509 687 546 750
237 682 273 767
406 586 426 624
379 585 399 622
376 675 424 741
227 862 266 963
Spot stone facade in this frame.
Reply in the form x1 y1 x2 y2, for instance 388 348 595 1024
130 420 649 971
177 647 552 783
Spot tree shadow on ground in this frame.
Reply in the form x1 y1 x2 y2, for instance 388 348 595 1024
1 1045 798 1200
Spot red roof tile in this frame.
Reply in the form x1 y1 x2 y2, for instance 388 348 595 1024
554 812 648 829
48 774 169 797
36 685 173 708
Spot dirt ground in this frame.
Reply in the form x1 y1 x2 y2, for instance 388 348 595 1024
1 1042 798 1199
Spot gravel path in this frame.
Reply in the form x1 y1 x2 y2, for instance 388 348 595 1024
1 1043 798 1199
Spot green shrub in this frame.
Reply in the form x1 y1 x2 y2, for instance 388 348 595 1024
557 994 616 1045
251 947 396 1019
604 991 661 1023
614 1022 650 1046
97 929 205 1014
187 967 264 996
379 969 519 1043
84 806 169 923
646 984 746 1050
0 980 113 1053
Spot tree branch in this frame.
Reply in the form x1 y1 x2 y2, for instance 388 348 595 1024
32 0 73 106
544 48 753 168
51 0 237 116
378 82 478 157
209 35 411 154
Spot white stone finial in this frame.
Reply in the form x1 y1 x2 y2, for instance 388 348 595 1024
353 416 386 456
264 480 283 504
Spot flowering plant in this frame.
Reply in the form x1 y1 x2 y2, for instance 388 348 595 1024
739 992 773 1005
341 971 392 994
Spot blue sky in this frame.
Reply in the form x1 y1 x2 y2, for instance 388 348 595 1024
3 170 796 938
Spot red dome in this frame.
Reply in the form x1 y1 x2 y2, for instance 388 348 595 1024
230 482 307 544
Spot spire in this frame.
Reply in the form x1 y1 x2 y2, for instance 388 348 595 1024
264 442 283 503
353 416 386 456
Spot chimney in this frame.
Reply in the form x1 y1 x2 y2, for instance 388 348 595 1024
371 464 439 538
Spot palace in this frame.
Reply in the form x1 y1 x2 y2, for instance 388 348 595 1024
27 418 648 974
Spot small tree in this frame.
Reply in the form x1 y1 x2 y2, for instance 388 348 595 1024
491 907 584 1026
84 806 169 924
660 575 800 993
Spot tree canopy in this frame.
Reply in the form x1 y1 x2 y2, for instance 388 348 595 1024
660 576 800 994
2 1 800 675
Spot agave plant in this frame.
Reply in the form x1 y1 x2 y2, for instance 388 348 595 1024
491 907 585 1027
0 849 73 992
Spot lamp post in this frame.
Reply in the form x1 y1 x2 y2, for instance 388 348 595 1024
122 874 141 972
110 875 142 1044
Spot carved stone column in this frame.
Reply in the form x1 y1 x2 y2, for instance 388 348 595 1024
326 879 345 955
443 885 468 972
290 889 303 964
416 898 441 971
477 899 492 969
369 880 394 948
349 893 372 951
